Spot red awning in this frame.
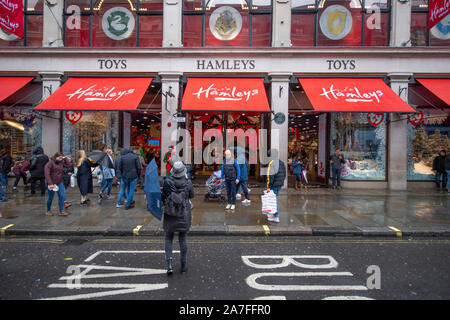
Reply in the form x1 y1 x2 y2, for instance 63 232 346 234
416 78 450 106
182 78 270 112
34 77 153 110
0 77 34 103
298 78 415 113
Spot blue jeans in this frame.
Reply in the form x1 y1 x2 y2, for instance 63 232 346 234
332 167 342 187
447 170 450 190
224 180 237 204
0 184 5 199
435 171 448 189
47 183 66 212
117 178 137 206
237 180 250 200
270 186 281 217
101 178 113 196
0 172 8 187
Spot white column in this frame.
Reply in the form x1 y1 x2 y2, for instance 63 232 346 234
39 72 64 157
42 0 64 47
163 0 183 47
159 72 182 176
390 0 412 47
269 72 292 189
272 0 292 47
388 72 412 190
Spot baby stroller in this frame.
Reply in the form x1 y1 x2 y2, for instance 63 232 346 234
204 170 225 203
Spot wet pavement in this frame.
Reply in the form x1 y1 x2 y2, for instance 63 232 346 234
0 183 449 237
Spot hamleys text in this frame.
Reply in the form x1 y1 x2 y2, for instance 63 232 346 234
320 84 384 103
192 83 259 102
66 85 135 102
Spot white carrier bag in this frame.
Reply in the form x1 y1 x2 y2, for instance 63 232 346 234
261 160 278 215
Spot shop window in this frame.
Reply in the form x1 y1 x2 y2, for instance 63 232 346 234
64 0 163 47
0 0 44 47
330 112 387 180
411 0 450 46
183 0 272 47
407 108 450 180
291 0 390 47
0 106 39 159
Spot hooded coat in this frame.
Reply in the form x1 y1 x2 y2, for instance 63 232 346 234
115 148 141 181
162 175 194 233
45 157 71 185
76 158 97 196
29 147 49 178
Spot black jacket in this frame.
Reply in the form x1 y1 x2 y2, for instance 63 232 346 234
162 175 194 233
29 147 49 178
433 154 447 173
115 148 142 181
76 158 97 196
446 154 450 171
267 159 286 189
0 153 12 174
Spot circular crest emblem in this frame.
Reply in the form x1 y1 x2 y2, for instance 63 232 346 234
431 14 450 40
209 6 242 41
319 5 352 40
102 7 135 41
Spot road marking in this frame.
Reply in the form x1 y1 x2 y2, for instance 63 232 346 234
388 226 402 237
133 225 143 236
263 225 270 235
0 224 14 237
84 250 179 262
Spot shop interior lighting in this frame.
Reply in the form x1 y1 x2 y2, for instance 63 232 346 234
206 0 249 10
2 120 25 132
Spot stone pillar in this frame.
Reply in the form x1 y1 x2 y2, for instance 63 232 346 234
163 0 183 47
388 73 412 190
390 0 411 47
269 73 292 189
159 72 182 176
39 72 64 157
272 0 292 47
43 0 64 47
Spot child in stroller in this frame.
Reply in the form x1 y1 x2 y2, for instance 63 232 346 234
204 170 225 203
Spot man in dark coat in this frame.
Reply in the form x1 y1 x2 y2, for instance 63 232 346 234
115 148 141 209
162 161 194 275
0 148 13 190
433 150 448 191
27 147 49 197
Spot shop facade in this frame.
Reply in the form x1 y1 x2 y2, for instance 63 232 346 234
0 0 449 190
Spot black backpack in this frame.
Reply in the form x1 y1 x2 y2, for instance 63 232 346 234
164 188 187 217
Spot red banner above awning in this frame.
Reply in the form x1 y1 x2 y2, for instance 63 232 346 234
298 78 415 113
0 76 33 103
428 0 450 30
34 77 153 111
182 78 270 112
0 0 24 38
416 78 450 105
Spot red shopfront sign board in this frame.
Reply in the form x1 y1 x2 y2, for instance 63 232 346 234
0 0 24 38
182 78 270 112
0 76 33 103
428 0 450 30
416 78 450 105
298 78 415 113
34 77 153 111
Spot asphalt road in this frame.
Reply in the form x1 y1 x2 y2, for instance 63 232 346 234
0 236 449 301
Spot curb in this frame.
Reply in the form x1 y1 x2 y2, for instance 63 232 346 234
2 224 450 237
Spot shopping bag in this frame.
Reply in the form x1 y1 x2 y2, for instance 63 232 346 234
261 189 277 215
70 175 75 188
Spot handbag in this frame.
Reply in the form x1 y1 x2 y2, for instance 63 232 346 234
261 189 277 215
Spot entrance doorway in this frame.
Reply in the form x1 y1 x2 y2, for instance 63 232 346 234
288 112 324 186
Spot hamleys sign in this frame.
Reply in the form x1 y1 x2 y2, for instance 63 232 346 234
35 77 153 111
182 78 270 112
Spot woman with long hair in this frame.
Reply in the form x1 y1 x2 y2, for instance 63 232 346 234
75 150 98 205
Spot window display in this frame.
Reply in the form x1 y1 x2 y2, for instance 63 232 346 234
411 1 450 46
330 112 387 180
407 108 450 180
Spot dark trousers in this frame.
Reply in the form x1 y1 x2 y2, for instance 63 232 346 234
13 174 28 187
30 177 46 195
165 232 187 263
435 172 448 189
331 167 342 187
237 180 250 200
224 180 237 204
